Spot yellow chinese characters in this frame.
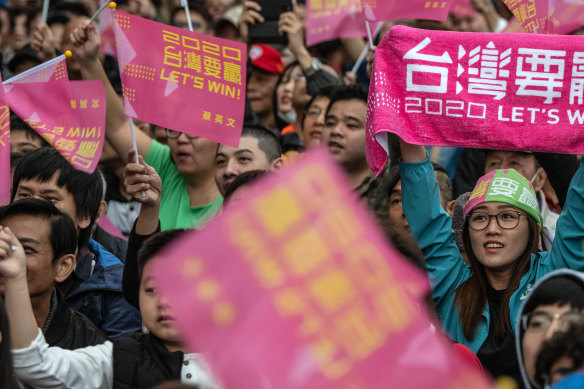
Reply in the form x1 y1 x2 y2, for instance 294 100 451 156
202 111 237 128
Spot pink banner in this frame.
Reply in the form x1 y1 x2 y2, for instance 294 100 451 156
306 0 367 47
153 150 492 389
112 10 246 147
366 26 584 176
502 0 550 33
450 0 477 18
0 87 9 206
5 81 106 173
100 0 117 57
361 0 453 22
3 54 68 85
548 0 584 35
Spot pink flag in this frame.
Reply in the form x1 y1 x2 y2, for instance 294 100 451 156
5 81 106 173
366 26 584 176
547 0 584 35
99 0 117 56
502 0 550 33
361 0 453 22
3 54 69 85
153 150 492 389
0 87 9 206
306 0 367 47
450 0 477 18
112 10 246 147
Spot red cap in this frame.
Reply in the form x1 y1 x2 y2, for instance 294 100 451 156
249 44 284 74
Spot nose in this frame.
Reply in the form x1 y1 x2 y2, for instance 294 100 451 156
544 316 561 339
176 132 190 143
224 158 238 177
485 215 502 233
314 111 325 127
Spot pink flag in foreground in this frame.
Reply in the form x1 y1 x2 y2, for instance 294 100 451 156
112 10 246 147
99 0 117 57
0 86 9 205
3 54 69 84
361 0 453 22
5 80 106 173
153 150 492 389
367 26 584 176
306 0 367 47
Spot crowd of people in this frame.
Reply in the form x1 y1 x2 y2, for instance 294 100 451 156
1 0 584 387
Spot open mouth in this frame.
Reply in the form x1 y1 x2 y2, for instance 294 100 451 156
484 241 504 252
328 141 344 152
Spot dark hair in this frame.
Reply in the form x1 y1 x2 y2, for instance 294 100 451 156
8 7 30 32
0 199 77 263
0 298 18 388
10 113 50 150
240 125 282 162
273 61 301 130
170 3 211 26
224 169 268 201
301 85 336 128
381 220 426 273
455 211 540 340
433 162 453 204
11 147 103 250
523 276 584 316
535 322 584 387
137 229 186 282
325 84 368 118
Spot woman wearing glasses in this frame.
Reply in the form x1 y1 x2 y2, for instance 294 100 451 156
398 139 584 384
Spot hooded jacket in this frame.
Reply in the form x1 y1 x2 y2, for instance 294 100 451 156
515 269 584 389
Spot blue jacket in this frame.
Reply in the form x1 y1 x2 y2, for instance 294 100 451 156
64 239 142 341
399 156 584 353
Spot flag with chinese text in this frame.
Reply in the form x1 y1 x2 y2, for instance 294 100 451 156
3 54 69 85
0 85 9 205
306 0 367 46
153 150 493 389
360 0 453 22
367 26 584 176
112 10 246 147
5 80 106 173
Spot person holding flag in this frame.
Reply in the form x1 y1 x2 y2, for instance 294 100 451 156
70 22 222 231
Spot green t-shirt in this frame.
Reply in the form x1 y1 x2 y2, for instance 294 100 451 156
146 140 223 230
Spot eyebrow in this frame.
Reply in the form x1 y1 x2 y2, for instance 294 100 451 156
18 237 40 245
17 185 62 195
234 149 254 156
390 189 402 196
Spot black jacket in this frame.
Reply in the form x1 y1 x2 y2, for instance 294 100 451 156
43 290 106 350
113 333 183 389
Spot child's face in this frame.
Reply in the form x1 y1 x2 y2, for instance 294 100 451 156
139 260 181 350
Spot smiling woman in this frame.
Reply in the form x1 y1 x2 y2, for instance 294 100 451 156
398 138 584 384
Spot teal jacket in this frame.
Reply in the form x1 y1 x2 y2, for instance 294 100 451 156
399 155 584 353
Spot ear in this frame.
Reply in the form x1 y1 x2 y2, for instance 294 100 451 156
271 158 284 171
446 199 457 215
94 200 108 224
54 254 76 283
532 168 546 193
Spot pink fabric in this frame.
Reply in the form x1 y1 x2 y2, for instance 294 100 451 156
502 0 550 33
113 11 246 147
100 5 117 57
5 81 106 173
153 150 492 389
98 215 127 240
0 87 9 206
450 0 477 18
361 0 453 22
4 55 68 84
548 0 584 35
367 26 584 176
306 0 367 46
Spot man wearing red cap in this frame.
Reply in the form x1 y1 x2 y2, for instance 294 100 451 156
247 43 284 129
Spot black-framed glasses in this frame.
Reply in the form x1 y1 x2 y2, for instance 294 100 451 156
467 210 523 231
165 129 197 139
521 311 584 333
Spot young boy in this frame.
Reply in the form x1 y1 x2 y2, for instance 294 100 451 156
0 228 218 388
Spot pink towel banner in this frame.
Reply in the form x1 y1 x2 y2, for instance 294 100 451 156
153 150 492 389
112 10 246 147
360 0 453 22
366 26 584 176
306 0 367 47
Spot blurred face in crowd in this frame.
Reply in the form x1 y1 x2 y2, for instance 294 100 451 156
10 130 43 154
292 64 338 111
172 9 209 34
166 131 217 178
277 65 303 116
484 150 544 191
522 303 582 388
448 13 489 32
301 96 329 149
467 202 530 276
0 214 72 299
13 173 91 236
10 13 28 51
388 180 409 232
140 260 181 352
247 68 279 120
321 98 368 172
214 136 277 195
206 0 235 20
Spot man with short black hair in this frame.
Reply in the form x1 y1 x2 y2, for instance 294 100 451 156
11 147 142 340
0 199 106 349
